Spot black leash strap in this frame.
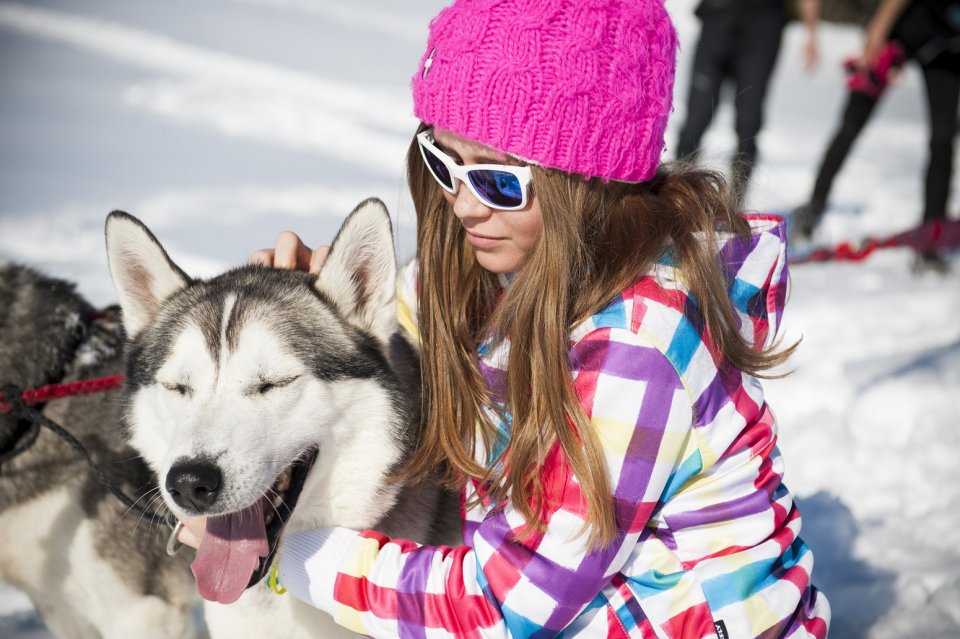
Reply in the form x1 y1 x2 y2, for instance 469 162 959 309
0 383 171 527
0 417 41 465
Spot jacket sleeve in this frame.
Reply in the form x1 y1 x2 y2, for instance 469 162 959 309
277 326 694 638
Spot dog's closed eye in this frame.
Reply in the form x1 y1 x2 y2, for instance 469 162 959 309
250 375 300 396
160 381 192 397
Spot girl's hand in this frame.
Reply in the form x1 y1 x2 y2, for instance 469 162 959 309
250 231 330 273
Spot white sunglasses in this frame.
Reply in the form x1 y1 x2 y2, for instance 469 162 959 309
416 130 533 211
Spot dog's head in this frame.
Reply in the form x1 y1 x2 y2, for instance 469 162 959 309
106 199 417 604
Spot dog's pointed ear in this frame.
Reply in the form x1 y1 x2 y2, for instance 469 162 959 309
317 198 397 340
105 211 190 337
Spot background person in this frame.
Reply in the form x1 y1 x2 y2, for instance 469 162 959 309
675 0 821 206
792 0 960 273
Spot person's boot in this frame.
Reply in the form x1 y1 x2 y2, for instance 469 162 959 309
731 152 755 211
789 200 825 243
912 250 950 275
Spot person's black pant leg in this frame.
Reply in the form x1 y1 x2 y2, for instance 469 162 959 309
676 12 734 161
921 64 960 221
809 90 882 215
730 8 786 196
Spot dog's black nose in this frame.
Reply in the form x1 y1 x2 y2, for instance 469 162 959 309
166 459 222 512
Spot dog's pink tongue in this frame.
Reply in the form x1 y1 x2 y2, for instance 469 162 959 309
191 497 269 604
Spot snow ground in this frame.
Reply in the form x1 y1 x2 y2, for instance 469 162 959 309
1 1 958 637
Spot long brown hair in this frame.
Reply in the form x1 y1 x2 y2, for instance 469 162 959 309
399 124 795 549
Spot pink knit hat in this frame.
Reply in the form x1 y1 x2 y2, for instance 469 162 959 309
412 0 677 183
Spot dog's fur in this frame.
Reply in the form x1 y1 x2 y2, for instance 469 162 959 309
0 266 201 638
0 199 456 638
105 199 456 638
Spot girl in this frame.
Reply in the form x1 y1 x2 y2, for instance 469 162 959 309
194 0 832 636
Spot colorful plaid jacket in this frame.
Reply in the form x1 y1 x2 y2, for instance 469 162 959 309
278 215 830 638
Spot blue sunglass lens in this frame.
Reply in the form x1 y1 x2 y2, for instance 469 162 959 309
468 170 523 208
422 144 453 189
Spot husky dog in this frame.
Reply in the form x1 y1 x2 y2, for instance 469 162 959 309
0 265 201 637
105 199 455 639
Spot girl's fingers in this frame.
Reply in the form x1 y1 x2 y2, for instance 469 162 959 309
273 231 314 271
308 245 331 274
249 232 319 271
250 248 275 267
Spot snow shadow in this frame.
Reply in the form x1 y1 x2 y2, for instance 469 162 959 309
848 338 960 396
798 491 897 639
0 603 48 639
